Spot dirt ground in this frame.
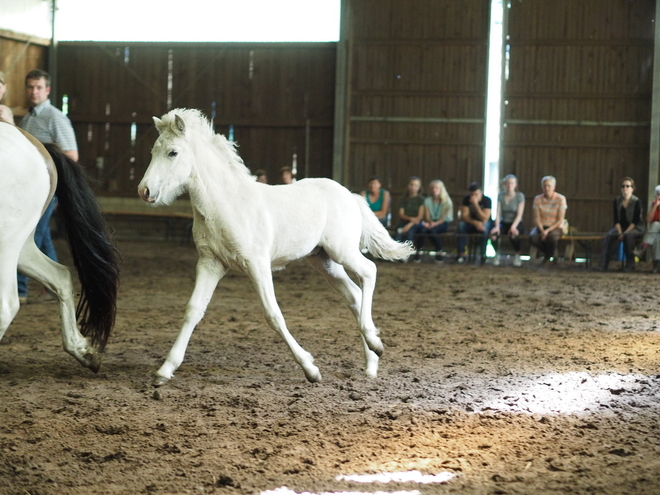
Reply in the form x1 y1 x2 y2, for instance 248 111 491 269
1 238 660 495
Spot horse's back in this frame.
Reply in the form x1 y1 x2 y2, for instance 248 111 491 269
261 178 363 260
0 123 51 244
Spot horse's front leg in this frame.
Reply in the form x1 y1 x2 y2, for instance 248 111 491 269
153 256 226 387
247 261 321 383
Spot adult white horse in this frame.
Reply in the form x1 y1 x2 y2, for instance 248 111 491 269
0 122 119 372
138 108 413 387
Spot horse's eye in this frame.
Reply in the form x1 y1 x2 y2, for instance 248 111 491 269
168 150 178 158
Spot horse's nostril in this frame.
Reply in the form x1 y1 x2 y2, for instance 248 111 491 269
144 187 150 199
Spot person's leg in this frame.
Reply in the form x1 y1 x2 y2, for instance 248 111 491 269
623 232 638 269
599 228 617 270
457 222 469 259
480 219 495 260
393 220 407 242
545 228 563 261
34 197 58 263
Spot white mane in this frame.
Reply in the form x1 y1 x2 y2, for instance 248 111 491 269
161 108 252 180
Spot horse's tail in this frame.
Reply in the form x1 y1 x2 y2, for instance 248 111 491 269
45 144 120 352
354 194 415 261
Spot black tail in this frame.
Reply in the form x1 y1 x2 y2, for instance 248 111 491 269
45 143 120 352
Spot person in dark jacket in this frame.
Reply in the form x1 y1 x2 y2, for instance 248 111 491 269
598 177 645 271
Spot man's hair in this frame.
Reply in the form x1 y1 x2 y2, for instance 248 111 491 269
25 69 50 87
468 181 481 192
541 175 556 187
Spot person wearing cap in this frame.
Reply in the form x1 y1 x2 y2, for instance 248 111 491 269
457 182 493 264
16 69 79 304
0 71 14 123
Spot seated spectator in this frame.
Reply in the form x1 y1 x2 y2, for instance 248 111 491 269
394 176 425 244
597 177 645 271
639 185 660 273
360 176 391 228
280 166 295 184
530 176 567 264
490 174 525 267
457 182 493 264
254 169 268 184
414 179 454 262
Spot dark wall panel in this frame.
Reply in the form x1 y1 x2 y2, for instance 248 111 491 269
58 42 336 196
345 0 490 210
502 0 654 233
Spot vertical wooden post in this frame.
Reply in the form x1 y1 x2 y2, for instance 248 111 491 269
332 0 350 185
648 0 660 202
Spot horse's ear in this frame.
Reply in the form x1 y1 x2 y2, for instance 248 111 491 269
173 114 186 136
153 117 165 133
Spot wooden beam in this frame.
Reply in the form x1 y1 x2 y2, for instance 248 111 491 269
649 0 660 201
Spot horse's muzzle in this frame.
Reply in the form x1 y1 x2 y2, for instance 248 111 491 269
138 186 155 203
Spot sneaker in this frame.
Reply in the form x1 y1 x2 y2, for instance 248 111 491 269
456 255 465 264
634 244 647 258
513 254 522 267
413 253 422 263
434 253 445 262
19 296 27 305
653 260 660 274
492 255 500 266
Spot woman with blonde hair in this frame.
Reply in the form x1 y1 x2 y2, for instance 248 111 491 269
490 174 525 266
414 179 453 262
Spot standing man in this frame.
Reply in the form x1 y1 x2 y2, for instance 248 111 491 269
17 69 79 304
457 182 494 264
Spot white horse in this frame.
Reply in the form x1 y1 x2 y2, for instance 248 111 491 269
0 122 119 372
138 109 413 387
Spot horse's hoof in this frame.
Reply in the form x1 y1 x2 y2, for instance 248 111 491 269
367 338 384 357
82 352 101 373
304 368 322 383
152 375 170 387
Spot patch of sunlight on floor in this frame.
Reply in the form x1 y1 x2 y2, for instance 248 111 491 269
482 371 650 415
337 470 457 484
262 489 420 495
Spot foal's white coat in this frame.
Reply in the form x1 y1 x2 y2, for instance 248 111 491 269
0 124 97 370
138 109 413 386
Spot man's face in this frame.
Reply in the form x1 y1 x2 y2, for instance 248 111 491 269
26 77 50 106
470 189 482 202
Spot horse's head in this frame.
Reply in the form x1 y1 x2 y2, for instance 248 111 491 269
138 110 201 206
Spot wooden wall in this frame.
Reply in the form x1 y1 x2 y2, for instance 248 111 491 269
343 0 491 207
57 42 336 196
503 0 655 232
0 30 49 119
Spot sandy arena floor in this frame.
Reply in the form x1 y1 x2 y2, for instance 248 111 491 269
1 239 659 495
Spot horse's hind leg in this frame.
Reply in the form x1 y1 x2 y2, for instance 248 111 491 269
17 241 101 372
0 254 21 343
246 260 321 383
154 256 227 387
324 248 383 358
306 252 379 378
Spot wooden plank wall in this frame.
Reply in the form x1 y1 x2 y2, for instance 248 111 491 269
57 42 336 196
0 31 49 120
503 0 655 233
344 0 490 208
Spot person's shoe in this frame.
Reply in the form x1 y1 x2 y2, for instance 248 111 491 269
653 260 660 274
457 255 465 264
492 255 500 266
434 252 445 262
18 296 27 305
513 254 522 267
413 252 422 263
634 244 647 258
623 264 635 272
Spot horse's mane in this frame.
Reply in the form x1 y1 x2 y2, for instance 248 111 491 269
162 108 253 181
